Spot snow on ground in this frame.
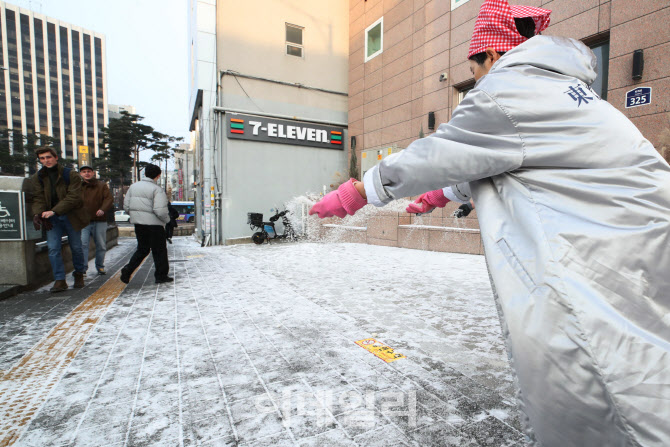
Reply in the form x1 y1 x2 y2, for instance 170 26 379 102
33 237 134 293
1 240 134 370
224 241 514 397
7 237 524 446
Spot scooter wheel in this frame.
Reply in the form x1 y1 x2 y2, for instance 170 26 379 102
252 232 266 245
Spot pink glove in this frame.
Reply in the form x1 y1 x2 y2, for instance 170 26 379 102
406 189 450 214
309 179 367 218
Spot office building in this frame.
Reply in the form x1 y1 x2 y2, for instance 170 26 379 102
337 0 670 254
0 1 108 159
172 142 195 201
108 104 135 120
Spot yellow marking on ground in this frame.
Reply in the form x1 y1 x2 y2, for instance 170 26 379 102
355 338 406 363
0 271 129 446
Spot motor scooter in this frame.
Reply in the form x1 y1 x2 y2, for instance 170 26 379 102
247 208 297 244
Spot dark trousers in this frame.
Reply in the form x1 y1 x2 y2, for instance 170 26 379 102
166 223 176 239
124 224 169 279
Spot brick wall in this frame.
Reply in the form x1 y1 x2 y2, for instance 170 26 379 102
347 0 670 254
315 200 484 255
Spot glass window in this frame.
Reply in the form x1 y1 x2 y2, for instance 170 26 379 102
83 34 94 146
286 45 302 57
458 86 473 104
34 18 48 136
286 24 302 45
47 22 61 149
20 14 35 133
285 23 303 58
6 10 21 131
71 30 83 147
590 41 609 100
0 18 6 130
60 26 73 156
365 17 383 62
94 37 105 137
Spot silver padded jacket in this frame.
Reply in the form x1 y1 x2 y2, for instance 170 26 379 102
365 35 670 446
123 177 170 226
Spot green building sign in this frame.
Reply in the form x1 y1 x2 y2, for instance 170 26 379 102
0 191 23 240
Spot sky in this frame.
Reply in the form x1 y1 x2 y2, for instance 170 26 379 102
9 0 190 148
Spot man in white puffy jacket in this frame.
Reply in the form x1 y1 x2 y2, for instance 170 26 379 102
120 164 172 284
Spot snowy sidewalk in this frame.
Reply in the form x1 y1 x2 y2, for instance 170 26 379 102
2 238 524 446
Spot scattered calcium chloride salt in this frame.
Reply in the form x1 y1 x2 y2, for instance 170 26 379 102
282 193 477 245
488 408 511 420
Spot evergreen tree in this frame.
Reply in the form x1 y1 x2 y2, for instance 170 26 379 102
348 146 359 180
0 130 61 176
150 131 183 191
97 110 154 187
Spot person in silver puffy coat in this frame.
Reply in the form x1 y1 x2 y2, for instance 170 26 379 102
310 0 670 445
120 164 172 284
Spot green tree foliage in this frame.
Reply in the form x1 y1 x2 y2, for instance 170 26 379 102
348 146 359 180
96 112 180 184
97 111 155 187
0 111 181 191
0 130 61 176
150 131 184 191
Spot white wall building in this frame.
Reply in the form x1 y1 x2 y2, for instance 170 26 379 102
172 142 195 201
108 104 135 120
188 0 349 245
188 0 216 242
0 1 108 160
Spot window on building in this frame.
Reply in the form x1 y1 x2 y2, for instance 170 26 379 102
458 85 473 104
455 82 475 107
286 23 303 57
365 17 383 62
589 41 609 100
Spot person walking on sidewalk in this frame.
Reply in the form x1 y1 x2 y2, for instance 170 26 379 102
79 165 113 275
30 147 90 292
120 164 172 284
165 201 179 244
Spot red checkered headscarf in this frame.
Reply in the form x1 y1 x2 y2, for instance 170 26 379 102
467 0 551 59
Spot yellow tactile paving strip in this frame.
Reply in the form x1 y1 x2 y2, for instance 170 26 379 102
0 272 127 446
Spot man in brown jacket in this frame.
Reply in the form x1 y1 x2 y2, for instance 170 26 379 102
79 165 113 275
31 147 90 292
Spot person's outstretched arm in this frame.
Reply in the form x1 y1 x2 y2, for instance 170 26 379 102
363 88 523 207
405 184 473 214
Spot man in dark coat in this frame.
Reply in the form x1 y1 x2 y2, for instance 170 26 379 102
165 202 179 244
30 147 90 292
79 165 113 275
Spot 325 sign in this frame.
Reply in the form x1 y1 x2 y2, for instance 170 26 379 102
625 87 651 109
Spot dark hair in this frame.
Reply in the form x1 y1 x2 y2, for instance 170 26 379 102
144 164 162 179
469 17 536 65
35 146 58 158
514 17 536 39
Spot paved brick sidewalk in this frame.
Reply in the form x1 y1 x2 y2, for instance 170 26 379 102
2 238 525 446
